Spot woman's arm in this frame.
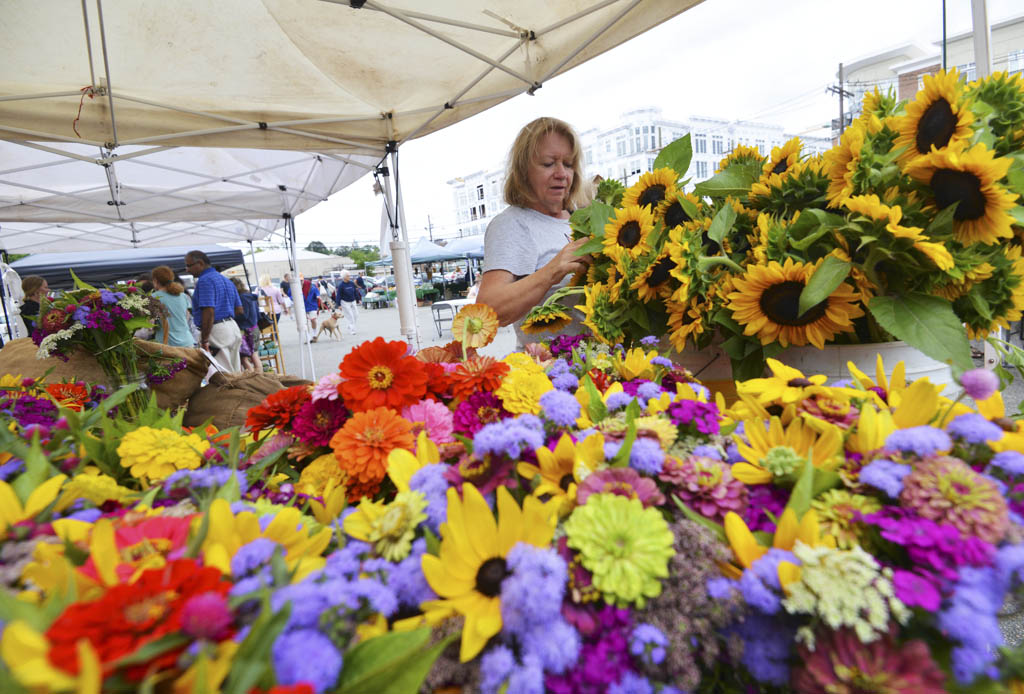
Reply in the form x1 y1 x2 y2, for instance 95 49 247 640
477 237 592 326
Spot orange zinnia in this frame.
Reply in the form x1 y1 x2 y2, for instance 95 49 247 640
451 303 499 349
245 385 311 437
330 406 414 488
449 356 510 400
339 337 429 413
44 382 89 411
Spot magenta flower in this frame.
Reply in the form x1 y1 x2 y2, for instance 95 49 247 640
891 569 941 610
290 397 348 447
576 468 665 508
402 398 454 444
660 455 746 522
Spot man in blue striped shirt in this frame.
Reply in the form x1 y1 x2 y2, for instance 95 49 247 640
185 250 243 372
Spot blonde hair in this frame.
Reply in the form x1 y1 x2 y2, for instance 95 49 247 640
259 274 273 288
151 265 184 295
503 116 584 211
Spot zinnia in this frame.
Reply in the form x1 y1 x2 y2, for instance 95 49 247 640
116 426 210 482
246 385 312 436
339 337 429 412
330 406 414 490
449 356 509 400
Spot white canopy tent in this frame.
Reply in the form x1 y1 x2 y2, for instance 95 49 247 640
0 0 703 373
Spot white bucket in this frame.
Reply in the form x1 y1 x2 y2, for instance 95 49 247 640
776 341 956 394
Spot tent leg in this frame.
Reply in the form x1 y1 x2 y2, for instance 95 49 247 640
390 147 421 349
286 217 316 381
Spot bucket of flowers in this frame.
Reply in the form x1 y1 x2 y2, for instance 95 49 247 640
525 68 1024 383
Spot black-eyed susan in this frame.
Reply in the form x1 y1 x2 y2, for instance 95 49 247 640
631 248 678 302
656 191 702 230
717 144 764 174
521 303 573 334
894 68 974 164
517 432 605 517
731 416 844 485
576 283 625 346
726 257 864 349
621 168 679 210
762 137 802 180
602 204 655 262
904 141 1019 245
420 484 556 662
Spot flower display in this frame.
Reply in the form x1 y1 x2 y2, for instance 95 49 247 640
339 337 429 411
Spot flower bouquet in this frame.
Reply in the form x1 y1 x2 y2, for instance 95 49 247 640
525 68 1024 380
31 272 157 417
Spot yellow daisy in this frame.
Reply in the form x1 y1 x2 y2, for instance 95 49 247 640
731 416 844 485
517 432 605 515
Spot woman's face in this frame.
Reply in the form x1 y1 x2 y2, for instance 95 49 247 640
38 280 49 298
527 132 574 216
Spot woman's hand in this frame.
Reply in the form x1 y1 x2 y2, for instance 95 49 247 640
542 238 593 283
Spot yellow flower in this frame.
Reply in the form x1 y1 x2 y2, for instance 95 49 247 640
895 68 974 164
344 490 428 561
723 508 835 582
57 468 134 509
522 304 573 334
844 405 896 458
495 369 553 416
732 416 843 484
451 303 499 349
602 204 655 262
116 426 209 482
387 431 440 492
614 347 658 381
761 137 802 181
1 620 101 693
976 391 1024 453
421 484 557 662
296 452 347 498
736 359 829 406
621 167 679 210
517 432 605 516
502 352 545 375
0 474 67 535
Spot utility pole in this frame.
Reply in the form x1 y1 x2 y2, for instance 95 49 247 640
426 214 433 242
826 62 854 142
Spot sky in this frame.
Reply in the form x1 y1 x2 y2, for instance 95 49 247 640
289 0 1020 252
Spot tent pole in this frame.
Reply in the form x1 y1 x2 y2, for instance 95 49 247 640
390 145 421 349
286 217 315 380
248 239 259 288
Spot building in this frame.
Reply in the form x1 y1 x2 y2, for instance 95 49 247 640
448 107 833 237
840 13 1024 137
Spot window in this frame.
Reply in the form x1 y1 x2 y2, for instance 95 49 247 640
648 135 656 149
1009 49 1024 75
605 140 611 153
584 148 593 165
616 136 627 156
648 157 655 170
635 136 641 152
642 125 649 134
956 62 977 82
470 207 478 220
695 161 708 179
695 134 707 154
755 138 765 154
480 204 485 217
712 135 724 154
476 184 484 200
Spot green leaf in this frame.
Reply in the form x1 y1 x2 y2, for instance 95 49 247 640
693 163 761 197
587 201 613 239
671 496 726 542
576 237 605 256
1009 205 1024 227
610 400 641 468
678 195 700 221
812 469 841 497
112 633 190 669
10 438 57 504
214 469 242 502
653 133 692 178
798 256 851 316
68 268 97 291
628 304 650 332
423 526 441 556
223 603 291 694
968 290 993 322
784 456 816 518
867 293 973 371
185 506 212 559
925 204 957 239
581 374 608 424
337 629 456 694
707 205 737 247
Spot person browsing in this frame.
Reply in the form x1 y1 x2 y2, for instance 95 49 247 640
185 250 243 372
19 275 48 334
334 270 360 334
151 265 194 347
477 116 593 347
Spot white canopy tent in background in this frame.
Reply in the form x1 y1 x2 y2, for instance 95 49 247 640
0 0 703 376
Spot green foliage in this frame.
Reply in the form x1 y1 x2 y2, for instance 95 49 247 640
653 133 692 177
798 256 851 316
868 293 973 372
306 240 330 254
336 629 457 694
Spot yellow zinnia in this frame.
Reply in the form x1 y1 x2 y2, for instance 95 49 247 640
116 426 209 482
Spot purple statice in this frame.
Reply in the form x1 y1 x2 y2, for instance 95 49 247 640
735 611 796 685
884 426 951 456
960 368 1000 401
501 543 568 636
409 464 449 533
480 645 517 694
546 606 633 694
540 389 581 427
272 628 343 694
858 458 912 498
605 391 635 411
939 566 1006 683
666 399 719 434
473 419 544 459
991 451 1024 476
690 444 722 460
608 672 653 694
550 333 589 357
947 413 1004 444
165 467 249 495
0 458 25 481
453 391 509 437
4 394 58 427
891 569 941 610
743 484 788 533
629 623 668 667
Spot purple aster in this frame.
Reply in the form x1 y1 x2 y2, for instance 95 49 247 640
960 368 1000 401
605 391 634 411
891 569 941 610
552 372 580 391
639 336 659 346
501 543 568 636
520 618 581 674
473 419 544 459
735 611 795 685
691 444 722 460
627 437 664 475
635 382 663 402
386 539 437 607
272 628 343 694
453 391 509 437
629 623 668 666
408 463 448 533
650 356 673 368
667 398 720 434
884 426 951 456
230 537 280 577
858 458 912 497
947 413 1003 444
990 451 1024 476
480 645 516 694
540 389 582 427
608 672 653 694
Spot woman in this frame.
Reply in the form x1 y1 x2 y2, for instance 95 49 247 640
258 274 286 326
231 277 261 372
150 266 194 347
19 275 48 334
477 117 592 347
301 276 320 343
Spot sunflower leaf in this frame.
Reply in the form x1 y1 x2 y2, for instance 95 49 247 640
588 201 613 239
576 237 606 256
867 293 973 371
693 163 761 197
653 134 692 178
678 195 700 221
707 205 737 246
798 256 851 317
968 290 993 321
1009 205 1024 227
925 203 957 239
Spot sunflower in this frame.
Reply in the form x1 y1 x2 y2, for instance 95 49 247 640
521 304 573 334
603 204 656 262
904 141 1018 245
749 156 830 217
330 405 414 492
631 248 678 302
451 303 499 349
894 68 974 164
449 356 510 400
576 283 624 346
517 432 605 516
966 71 1024 155
655 191 702 230
665 298 706 352
956 253 1024 338
731 416 844 484
420 483 556 662
762 137 802 180
339 337 429 412
860 86 899 119
726 258 863 349
717 144 764 174
621 168 679 210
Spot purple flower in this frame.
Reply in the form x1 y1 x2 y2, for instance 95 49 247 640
165 467 249 494
947 413 1003 444
691 444 722 460
99 289 119 305
639 336 659 346
4 394 58 427
608 672 653 694
884 426 951 456
862 508 994 581
735 612 794 685
272 628 343 694
891 569 941 610
743 484 788 533
0 458 25 481
627 437 664 475
473 420 544 459
181 592 233 639
540 389 582 427
72 305 91 323
550 333 589 357
605 391 634 411
453 391 509 436
520 618 580 674
480 645 516 694
552 372 580 391
650 356 673 368
990 451 1024 476
386 539 437 607
501 543 568 636
635 382 662 402
667 399 719 434
271 582 332 629
409 464 448 533
629 623 668 666
960 368 1000 401
508 653 545 694
546 606 632 693
858 458 912 497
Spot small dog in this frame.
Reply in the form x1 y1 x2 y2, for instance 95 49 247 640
316 311 343 341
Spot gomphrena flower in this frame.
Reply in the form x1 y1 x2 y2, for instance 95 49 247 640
564 493 675 607
116 426 210 482
960 367 1000 401
659 455 746 522
782 542 909 648
900 455 1009 543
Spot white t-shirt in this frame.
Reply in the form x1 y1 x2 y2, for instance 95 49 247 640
482 205 586 346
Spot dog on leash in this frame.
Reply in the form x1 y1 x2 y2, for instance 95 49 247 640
316 311 343 341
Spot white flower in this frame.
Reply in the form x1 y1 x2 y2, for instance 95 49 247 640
35 323 84 359
117 293 148 313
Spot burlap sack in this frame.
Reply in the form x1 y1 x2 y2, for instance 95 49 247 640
0 337 206 411
182 371 313 431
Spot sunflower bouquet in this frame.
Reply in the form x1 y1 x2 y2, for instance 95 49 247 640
524 68 1024 380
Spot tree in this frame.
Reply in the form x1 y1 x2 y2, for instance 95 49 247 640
305 240 329 254
347 247 381 270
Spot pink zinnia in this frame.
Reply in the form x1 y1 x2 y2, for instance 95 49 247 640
576 467 665 508
291 397 349 447
311 372 344 402
660 455 747 522
402 398 454 444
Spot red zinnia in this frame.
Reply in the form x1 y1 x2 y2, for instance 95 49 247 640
421 361 453 401
45 382 90 411
449 356 509 400
46 559 231 681
338 337 428 412
245 385 312 436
